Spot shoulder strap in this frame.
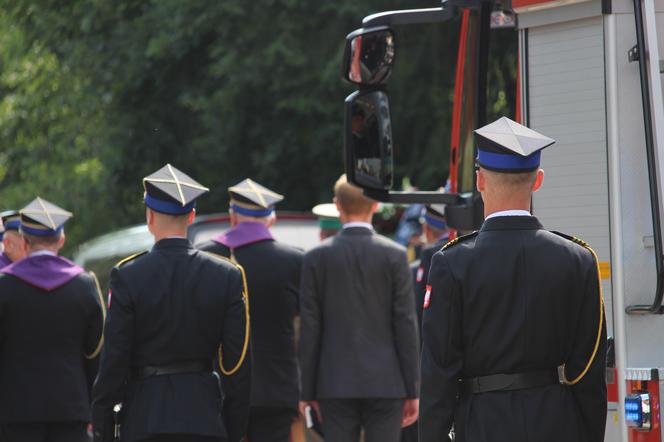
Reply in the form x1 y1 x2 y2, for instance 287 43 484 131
200 250 251 376
552 232 605 385
115 250 148 268
442 230 479 251
84 271 106 360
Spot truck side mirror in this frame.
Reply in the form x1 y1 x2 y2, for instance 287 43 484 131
342 27 395 86
344 89 394 191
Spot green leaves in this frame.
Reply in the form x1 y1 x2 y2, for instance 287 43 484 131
0 1 516 254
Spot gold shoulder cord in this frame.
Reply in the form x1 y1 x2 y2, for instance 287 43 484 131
201 251 251 376
84 271 107 360
561 238 605 385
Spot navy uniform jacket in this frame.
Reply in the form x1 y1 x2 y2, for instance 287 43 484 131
420 216 607 442
198 233 303 409
92 238 250 442
412 238 447 330
0 259 104 423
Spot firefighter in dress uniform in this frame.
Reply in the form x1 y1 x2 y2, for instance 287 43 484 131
402 203 449 442
0 210 27 267
197 179 303 442
0 198 105 442
420 117 607 442
92 164 251 442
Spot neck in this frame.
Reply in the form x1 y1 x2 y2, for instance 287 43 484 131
152 229 187 242
340 214 373 224
27 245 59 256
483 198 531 219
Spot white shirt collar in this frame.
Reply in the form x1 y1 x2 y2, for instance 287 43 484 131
29 250 57 257
485 209 532 220
343 221 374 230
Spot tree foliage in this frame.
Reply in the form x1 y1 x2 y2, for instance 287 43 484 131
0 1 516 252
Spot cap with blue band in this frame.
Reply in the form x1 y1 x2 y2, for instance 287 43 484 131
143 164 209 215
1 211 21 232
424 203 447 230
19 197 72 237
475 117 555 172
228 178 283 218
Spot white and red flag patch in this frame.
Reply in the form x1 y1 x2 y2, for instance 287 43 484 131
107 289 112 309
424 285 432 309
416 267 424 283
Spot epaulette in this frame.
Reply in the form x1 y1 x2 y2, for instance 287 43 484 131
551 231 590 249
442 231 479 251
115 250 148 268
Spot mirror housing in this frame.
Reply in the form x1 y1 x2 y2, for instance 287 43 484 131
342 26 395 86
344 89 394 191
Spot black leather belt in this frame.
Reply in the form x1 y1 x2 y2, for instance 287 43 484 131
131 360 212 380
461 369 560 395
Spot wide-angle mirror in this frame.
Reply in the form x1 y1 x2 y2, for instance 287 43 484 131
342 26 395 86
344 89 394 191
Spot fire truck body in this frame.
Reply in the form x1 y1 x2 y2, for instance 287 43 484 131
517 2 664 440
340 1 664 440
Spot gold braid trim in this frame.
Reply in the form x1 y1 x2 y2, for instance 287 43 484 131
442 231 478 251
115 250 147 268
200 251 251 376
84 271 107 360
560 236 605 385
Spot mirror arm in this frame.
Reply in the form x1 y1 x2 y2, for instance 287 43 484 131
362 6 458 27
362 189 464 205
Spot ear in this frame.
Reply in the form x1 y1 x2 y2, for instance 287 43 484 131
146 208 154 226
187 209 196 225
532 169 545 193
333 197 342 214
267 214 276 228
476 168 486 192
58 233 66 249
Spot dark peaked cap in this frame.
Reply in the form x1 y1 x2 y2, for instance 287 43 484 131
20 197 72 236
143 164 209 214
475 117 555 172
229 178 283 209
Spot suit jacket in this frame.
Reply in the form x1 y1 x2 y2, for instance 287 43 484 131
197 233 303 409
299 226 420 400
92 238 250 442
0 262 103 423
420 216 607 442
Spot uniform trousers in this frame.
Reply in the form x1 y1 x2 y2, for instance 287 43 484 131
318 398 403 442
247 406 296 442
0 422 88 442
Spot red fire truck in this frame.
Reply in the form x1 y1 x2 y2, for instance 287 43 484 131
341 1 664 441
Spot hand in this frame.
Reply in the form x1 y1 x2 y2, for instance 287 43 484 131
401 398 419 428
299 400 323 423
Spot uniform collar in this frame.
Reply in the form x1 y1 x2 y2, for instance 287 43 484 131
152 237 192 251
480 215 543 232
485 209 532 219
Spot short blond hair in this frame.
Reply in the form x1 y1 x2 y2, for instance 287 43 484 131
334 174 375 216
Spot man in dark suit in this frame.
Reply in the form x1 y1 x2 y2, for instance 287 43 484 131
420 117 607 442
0 197 105 442
92 164 250 442
299 174 420 442
197 178 303 442
0 210 27 268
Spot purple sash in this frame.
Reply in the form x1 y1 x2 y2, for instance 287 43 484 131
1 254 84 291
213 222 274 249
